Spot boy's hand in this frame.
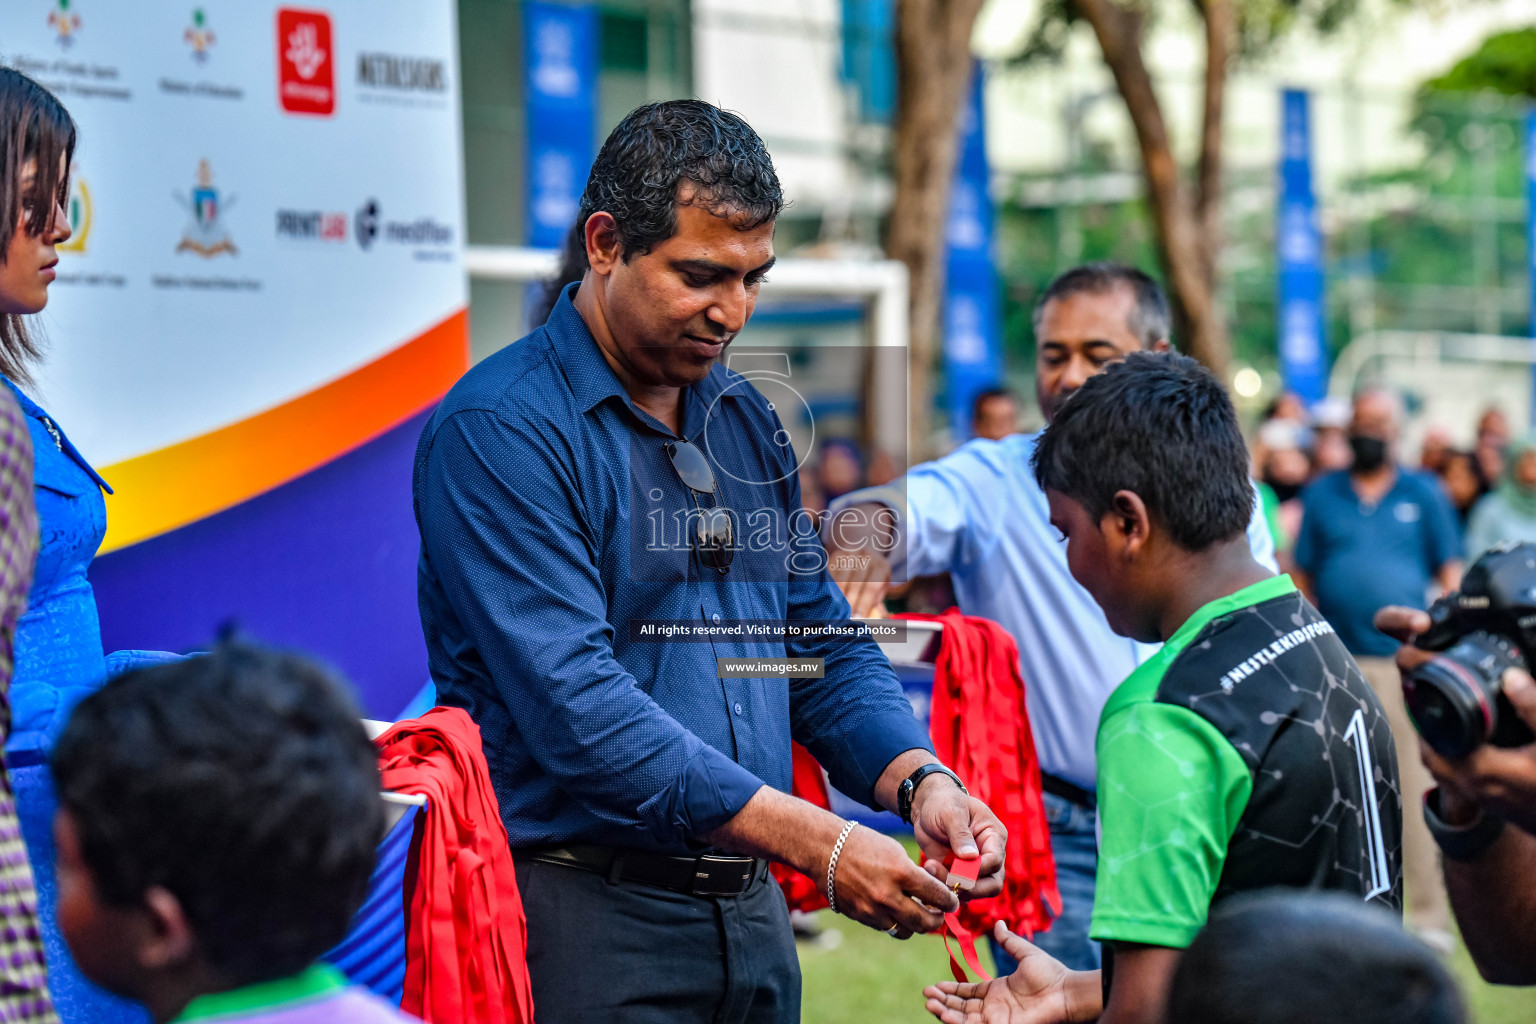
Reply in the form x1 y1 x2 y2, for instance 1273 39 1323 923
923 923 1096 1024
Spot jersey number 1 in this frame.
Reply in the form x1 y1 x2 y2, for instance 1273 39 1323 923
1345 708 1392 901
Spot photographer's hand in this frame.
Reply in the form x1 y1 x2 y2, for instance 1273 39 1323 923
1374 605 1536 984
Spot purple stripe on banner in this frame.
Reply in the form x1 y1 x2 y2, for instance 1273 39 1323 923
92 410 432 719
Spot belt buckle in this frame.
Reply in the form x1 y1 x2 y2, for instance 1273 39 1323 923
691 854 755 896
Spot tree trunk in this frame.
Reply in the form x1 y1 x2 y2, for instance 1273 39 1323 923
1072 0 1232 380
886 0 988 461
1194 0 1233 295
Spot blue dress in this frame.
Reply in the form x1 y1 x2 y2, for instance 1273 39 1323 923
3 379 149 1024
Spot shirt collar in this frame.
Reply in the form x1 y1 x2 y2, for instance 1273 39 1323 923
1 376 115 495
171 964 347 1022
1165 573 1298 652
545 283 745 436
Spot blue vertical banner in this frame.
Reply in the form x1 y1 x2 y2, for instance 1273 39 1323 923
942 64 1005 440
1525 111 1536 423
1277 88 1326 404
524 2 597 249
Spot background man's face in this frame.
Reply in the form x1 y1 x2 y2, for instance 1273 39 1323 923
972 395 1018 441
1035 285 1146 422
603 195 775 389
1350 392 1400 446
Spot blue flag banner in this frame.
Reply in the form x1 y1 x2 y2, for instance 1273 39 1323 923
1525 111 1536 424
524 2 597 249
1277 88 1326 405
942 65 1005 440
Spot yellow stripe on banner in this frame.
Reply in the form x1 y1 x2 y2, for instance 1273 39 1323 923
99 310 469 553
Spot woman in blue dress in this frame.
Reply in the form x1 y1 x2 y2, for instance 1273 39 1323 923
1 70 150 1024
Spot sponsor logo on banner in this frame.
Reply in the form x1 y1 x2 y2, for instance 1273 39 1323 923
175 160 237 258
354 198 453 259
47 0 80 48
277 7 334 116
356 51 448 107
184 8 215 62
162 6 242 100
276 207 347 243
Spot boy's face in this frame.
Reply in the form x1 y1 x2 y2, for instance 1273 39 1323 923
54 809 148 1000
1046 488 1162 643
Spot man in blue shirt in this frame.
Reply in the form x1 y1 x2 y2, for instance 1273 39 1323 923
413 101 1006 1024
825 264 1277 974
1293 386 1461 947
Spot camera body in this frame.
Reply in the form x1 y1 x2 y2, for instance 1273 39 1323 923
1404 543 1536 758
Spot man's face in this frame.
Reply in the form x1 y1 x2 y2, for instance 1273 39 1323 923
1035 285 1148 423
972 395 1018 441
1349 393 1399 445
599 193 775 389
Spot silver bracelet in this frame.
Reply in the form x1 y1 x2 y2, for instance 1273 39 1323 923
826 820 858 914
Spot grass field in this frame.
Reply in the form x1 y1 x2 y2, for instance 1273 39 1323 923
796 842 1536 1024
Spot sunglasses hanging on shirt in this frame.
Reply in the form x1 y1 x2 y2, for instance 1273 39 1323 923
666 439 734 575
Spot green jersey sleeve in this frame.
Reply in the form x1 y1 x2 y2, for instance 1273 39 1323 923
1090 700 1254 949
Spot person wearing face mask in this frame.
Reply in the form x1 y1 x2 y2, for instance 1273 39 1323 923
1292 387 1461 948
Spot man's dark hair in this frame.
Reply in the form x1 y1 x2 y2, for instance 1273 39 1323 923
0 68 77 386
1167 891 1465 1024
532 99 784 324
971 386 1014 421
1030 350 1252 550
52 642 384 986
1032 262 1170 349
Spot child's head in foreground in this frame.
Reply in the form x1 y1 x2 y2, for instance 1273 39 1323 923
1030 350 1256 642
50 641 383 1016
1167 890 1465 1024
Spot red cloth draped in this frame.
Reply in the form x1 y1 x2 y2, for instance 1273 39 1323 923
377 707 536 1024
772 742 832 912
908 609 1061 940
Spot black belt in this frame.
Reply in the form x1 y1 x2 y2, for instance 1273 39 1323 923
1040 772 1097 810
524 843 767 898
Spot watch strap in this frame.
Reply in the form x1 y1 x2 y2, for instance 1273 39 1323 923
1424 787 1505 863
899 763 966 824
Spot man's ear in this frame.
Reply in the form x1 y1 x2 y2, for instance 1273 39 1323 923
583 211 623 277
1109 490 1152 556
137 886 196 971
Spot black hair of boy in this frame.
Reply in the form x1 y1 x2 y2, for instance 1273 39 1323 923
1030 350 1252 550
1166 890 1465 1024
51 642 384 986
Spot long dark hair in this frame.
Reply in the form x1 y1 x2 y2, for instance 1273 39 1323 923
0 68 77 386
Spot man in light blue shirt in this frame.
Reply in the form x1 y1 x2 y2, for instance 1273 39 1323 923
826 264 1276 973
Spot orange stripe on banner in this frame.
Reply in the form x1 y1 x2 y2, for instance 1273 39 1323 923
99 309 468 553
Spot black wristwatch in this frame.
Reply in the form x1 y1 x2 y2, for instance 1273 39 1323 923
898 763 966 824
1424 787 1505 863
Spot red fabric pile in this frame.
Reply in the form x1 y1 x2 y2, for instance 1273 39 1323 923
376 707 536 1024
910 608 1061 940
771 742 832 912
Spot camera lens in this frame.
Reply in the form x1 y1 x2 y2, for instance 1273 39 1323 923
1403 633 1522 759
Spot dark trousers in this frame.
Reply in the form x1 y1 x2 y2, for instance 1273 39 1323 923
514 856 801 1024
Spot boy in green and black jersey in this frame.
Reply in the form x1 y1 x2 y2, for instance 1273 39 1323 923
925 352 1402 1024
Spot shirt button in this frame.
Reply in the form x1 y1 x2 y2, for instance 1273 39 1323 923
733 702 743 716
712 613 722 623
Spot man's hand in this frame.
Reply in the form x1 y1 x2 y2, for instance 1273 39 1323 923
825 501 895 618
1375 605 1536 835
830 825 961 938
911 781 1007 902
923 923 1098 1024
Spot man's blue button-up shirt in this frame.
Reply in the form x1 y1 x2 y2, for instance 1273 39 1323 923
413 286 930 853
